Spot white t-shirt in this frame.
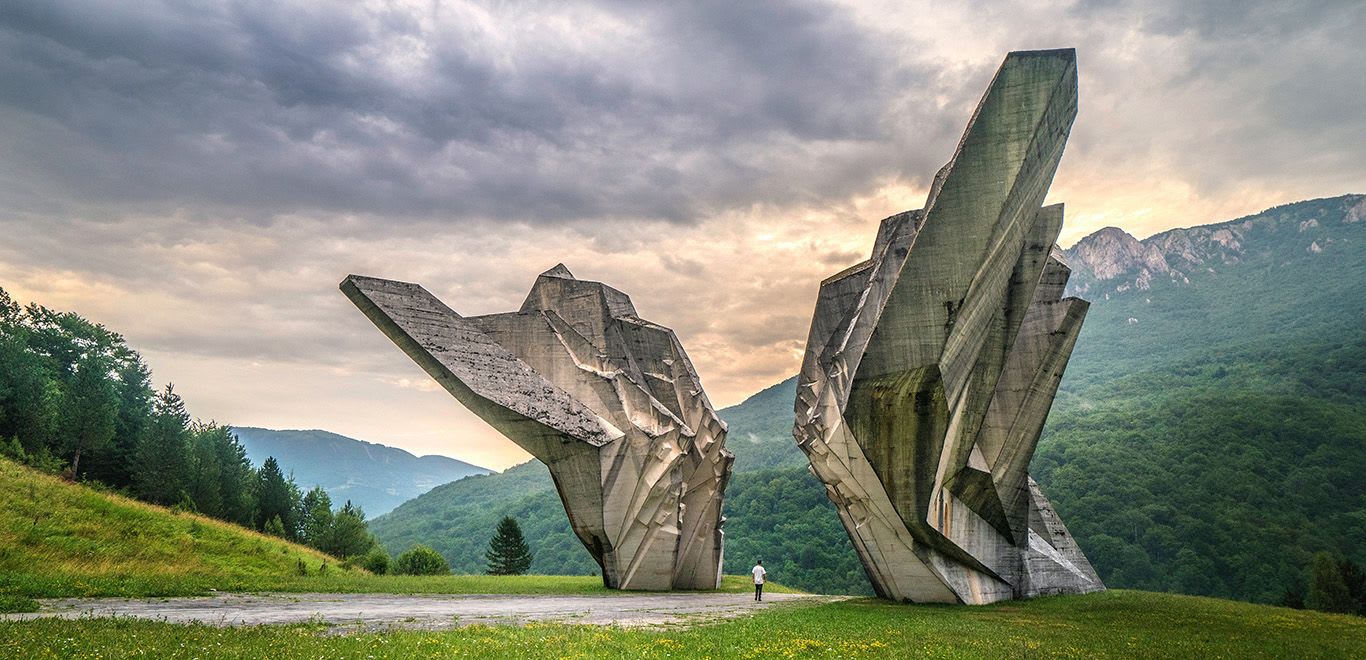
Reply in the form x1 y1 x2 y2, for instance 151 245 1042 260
752 565 766 584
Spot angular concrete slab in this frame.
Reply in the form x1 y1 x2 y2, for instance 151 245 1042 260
793 49 1103 604
343 266 734 590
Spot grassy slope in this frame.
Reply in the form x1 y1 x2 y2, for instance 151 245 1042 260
0 458 786 606
2 591 1362 658
0 457 362 601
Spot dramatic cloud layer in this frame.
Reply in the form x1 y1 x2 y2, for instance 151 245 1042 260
2 0 1362 467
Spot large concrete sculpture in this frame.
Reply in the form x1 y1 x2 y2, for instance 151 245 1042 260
342 266 733 590
792 49 1103 604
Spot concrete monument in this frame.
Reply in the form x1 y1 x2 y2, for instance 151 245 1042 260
343 266 733 590
792 49 1103 603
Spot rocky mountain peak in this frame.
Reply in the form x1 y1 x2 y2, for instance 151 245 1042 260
1062 194 1361 298
1066 226 1169 281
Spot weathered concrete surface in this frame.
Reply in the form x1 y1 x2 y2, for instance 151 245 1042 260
3 592 838 631
342 266 733 591
792 49 1103 604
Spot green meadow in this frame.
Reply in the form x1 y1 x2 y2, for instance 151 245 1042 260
4 590 1363 658
4 458 1364 658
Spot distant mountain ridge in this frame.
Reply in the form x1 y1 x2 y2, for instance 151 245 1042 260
231 427 491 518
1063 194 1365 298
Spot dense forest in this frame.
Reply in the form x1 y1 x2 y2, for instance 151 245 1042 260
371 195 1365 606
0 286 381 565
1035 195 1366 604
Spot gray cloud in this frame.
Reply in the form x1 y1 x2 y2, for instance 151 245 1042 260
0 0 932 224
1 0 1363 464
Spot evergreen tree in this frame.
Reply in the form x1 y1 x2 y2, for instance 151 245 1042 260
132 384 191 505
59 354 118 476
0 287 260 534
186 429 224 517
0 332 58 457
202 424 256 526
90 357 154 488
299 486 333 548
257 456 298 538
1279 580 1306 609
1337 558 1366 616
327 500 375 559
485 515 533 575
1306 552 1354 614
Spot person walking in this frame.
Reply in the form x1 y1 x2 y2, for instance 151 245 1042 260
751 560 767 602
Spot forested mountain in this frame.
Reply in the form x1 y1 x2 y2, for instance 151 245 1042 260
1037 194 1366 603
370 194 1365 602
232 427 490 518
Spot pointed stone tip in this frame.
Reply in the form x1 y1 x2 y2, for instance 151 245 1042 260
540 263 576 279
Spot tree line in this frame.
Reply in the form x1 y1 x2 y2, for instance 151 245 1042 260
0 286 380 564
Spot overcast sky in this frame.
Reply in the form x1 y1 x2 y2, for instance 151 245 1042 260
2 0 1362 469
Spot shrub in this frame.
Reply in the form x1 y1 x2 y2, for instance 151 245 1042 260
360 547 391 575
394 544 450 576
262 515 287 538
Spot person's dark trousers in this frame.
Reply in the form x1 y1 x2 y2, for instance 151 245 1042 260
754 583 763 601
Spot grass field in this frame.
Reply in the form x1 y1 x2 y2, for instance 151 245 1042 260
3 590 1362 658
4 459 1363 658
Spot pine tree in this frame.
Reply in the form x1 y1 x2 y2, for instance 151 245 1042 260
1339 558 1366 615
95 357 153 488
327 501 375 559
0 329 60 459
1306 552 1354 614
485 515 533 575
204 424 256 526
256 456 298 539
187 430 224 517
299 486 334 549
132 384 191 505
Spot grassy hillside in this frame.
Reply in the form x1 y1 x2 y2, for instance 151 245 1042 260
0 458 782 609
232 427 491 518
3 590 1362 658
0 457 358 602
722 376 805 470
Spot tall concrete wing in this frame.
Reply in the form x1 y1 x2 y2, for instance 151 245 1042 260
342 266 734 590
793 49 1103 603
